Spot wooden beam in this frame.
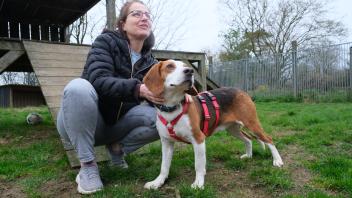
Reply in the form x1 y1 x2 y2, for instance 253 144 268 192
0 40 23 51
0 50 25 73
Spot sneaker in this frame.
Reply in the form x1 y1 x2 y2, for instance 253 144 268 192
75 163 103 194
107 143 129 169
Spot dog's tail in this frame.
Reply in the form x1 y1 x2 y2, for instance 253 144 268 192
240 130 266 150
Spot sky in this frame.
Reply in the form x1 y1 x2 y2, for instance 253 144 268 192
88 0 352 53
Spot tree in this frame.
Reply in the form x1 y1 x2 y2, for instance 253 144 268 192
67 0 191 49
0 72 18 85
66 15 87 44
220 0 347 60
113 0 191 50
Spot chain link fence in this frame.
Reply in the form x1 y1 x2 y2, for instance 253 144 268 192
208 42 352 102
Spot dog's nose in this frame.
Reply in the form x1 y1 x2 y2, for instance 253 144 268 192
184 68 194 75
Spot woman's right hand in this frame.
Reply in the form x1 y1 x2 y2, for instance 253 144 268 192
139 84 164 104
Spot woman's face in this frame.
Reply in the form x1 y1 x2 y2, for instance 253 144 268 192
122 3 152 41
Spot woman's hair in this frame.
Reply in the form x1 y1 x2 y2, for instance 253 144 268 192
117 0 155 51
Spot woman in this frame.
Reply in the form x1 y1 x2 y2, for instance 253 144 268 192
56 0 162 194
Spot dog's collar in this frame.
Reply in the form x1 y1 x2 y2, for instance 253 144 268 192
154 98 186 112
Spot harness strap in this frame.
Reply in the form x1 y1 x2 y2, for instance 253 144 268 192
198 94 210 136
157 97 191 144
198 91 220 137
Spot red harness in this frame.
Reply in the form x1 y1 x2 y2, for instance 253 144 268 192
157 97 191 143
157 92 220 143
198 91 220 137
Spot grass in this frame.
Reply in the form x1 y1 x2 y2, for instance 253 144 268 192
0 102 351 197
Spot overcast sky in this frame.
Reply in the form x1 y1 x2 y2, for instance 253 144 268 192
88 0 352 53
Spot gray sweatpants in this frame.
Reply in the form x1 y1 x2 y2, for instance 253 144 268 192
56 78 159 163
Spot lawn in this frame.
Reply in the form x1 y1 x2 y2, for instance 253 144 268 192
0 102 351 197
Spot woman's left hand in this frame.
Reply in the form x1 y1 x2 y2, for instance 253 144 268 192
139 84 164 104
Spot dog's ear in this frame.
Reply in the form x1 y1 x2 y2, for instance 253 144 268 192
185 86 198 96
143 61 164 97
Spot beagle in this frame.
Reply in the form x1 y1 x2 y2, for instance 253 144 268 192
143 60 284 189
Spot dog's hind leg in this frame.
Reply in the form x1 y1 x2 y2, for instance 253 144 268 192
144 137 174 189
243 119 284 167
191 141 206 189
227 122 253 159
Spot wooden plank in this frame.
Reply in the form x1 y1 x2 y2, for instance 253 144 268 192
50 107 60 121
25 52 88 62
37 76 77 86
0 40 23 50
0 50 25 73
30 59 86 69
34 67 83 77
23 40 91 53
153 50 205 61
45 95 63 109
40 85 65 97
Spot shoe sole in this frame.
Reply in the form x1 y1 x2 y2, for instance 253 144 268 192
76 174 103 194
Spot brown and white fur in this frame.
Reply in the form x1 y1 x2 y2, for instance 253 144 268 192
142 60 284 189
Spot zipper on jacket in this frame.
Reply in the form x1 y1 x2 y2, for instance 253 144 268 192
117 41 135 120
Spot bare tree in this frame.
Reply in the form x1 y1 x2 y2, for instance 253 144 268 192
0 72 18 84
22 72 39 86
86 0 191 50
221 0 347 58
66 14 89 44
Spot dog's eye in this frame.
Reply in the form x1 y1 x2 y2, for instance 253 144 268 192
166 64 175 70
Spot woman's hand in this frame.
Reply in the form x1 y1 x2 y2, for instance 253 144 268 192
139 84 164 104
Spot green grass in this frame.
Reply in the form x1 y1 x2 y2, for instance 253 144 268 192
0 102 352 197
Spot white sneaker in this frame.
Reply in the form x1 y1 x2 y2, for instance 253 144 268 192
76 164 103 194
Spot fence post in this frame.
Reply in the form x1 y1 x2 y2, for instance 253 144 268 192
292 41 298 98
245 59 248 92
348 47 352 101
208 56 213 79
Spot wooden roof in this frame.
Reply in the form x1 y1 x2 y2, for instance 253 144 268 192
0 0 100 27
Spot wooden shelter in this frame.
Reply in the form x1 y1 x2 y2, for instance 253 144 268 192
0 0 218 167
0 84 45 108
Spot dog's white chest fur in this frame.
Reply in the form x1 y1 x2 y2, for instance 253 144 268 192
156 110 193 142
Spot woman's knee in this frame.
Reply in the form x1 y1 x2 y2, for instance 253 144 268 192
126 105 156 126
63 78 97 101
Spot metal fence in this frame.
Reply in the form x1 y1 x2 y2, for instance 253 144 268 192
208 42 352 102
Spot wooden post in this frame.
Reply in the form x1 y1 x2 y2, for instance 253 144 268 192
348 47 352 101
106 0 116 30
245 59 248 92
292 41 298 98
200 54 207 91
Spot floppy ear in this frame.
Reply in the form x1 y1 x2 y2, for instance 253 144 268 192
143 62 164 97
185 86 198 96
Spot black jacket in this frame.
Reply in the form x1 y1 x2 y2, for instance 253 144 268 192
81 30 157 125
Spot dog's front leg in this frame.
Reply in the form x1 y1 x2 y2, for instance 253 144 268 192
144 137 174 189
191 141 206 189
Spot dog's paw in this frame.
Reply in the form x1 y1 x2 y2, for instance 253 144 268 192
144 180 164 190
273 159 284 167
191 180 204 189
240 153 252 159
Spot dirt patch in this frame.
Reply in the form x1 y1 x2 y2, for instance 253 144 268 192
273 130 298 138
282 145 313 187
0 137 10 145
280 145 339 197
207 167 272 198
0 180 26 198
39 178 79 198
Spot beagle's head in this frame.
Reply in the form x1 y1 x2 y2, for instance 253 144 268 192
143 60 197 98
